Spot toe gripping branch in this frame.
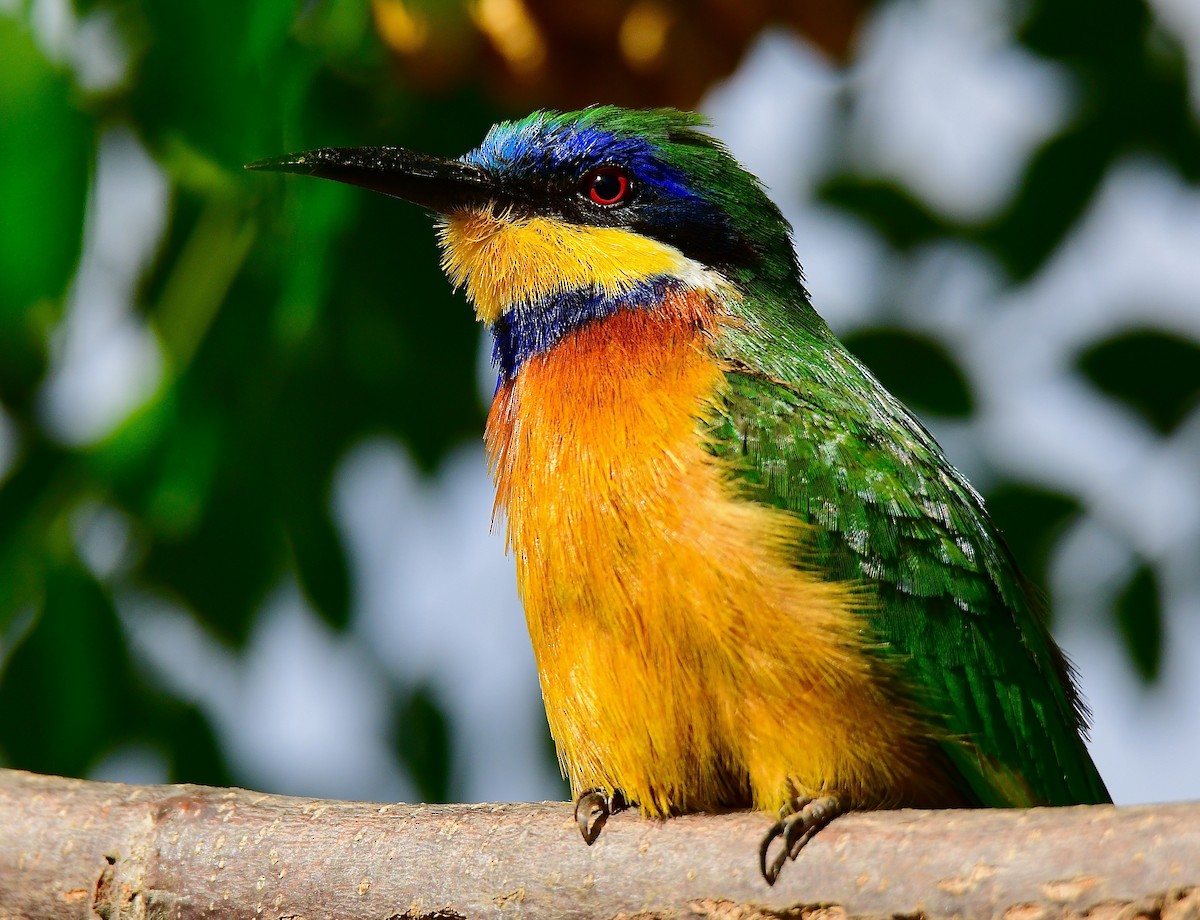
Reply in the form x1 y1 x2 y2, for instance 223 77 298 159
759 794 844 885
574 789 627 846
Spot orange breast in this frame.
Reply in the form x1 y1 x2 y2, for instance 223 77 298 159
485 289 958 815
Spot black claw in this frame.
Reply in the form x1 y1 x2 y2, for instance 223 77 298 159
757 794 844 886
783 795 840 859
574 789 625 845
759 819 789 885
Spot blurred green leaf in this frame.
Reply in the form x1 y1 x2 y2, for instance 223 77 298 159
283 493 351 633
129 0 316 168
392 683 453 803
819 179 948 253
1077 329 1200 434
843 327 974 418
265 178 354 348
1114 562 1163 683
147 696 235 786
998 0 1200 278
140 468 282 647
0 441 76 633
325 189 486 470
153 198 257 369
984 483 1082 603
293 0 377 63
0 17 93 409
829 0 1200 285
980 120 1113 281
0 565 129 776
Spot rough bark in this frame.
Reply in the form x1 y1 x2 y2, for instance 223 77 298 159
0 768 1196 920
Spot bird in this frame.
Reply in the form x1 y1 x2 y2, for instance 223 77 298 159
248 106 1110 883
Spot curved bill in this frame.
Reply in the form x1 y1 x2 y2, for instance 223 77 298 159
245 146 509 214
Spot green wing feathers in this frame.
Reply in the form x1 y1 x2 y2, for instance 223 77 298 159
706 305 1110 808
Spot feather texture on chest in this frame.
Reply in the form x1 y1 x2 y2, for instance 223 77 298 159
485 289 961 816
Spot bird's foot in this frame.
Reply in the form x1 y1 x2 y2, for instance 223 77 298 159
759 794 844 885
574 788 627 845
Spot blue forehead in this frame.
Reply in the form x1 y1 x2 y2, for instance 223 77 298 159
461 116 694 200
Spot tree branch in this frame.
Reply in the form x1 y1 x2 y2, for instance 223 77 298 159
1 768 1196 919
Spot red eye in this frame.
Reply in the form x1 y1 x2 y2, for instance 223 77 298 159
583 166 631 206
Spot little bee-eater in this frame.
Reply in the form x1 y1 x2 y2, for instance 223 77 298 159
250 107 1109 883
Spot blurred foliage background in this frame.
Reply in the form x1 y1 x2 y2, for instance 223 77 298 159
1 0 1198 803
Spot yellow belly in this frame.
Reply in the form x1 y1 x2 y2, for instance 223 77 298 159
485 290 956 815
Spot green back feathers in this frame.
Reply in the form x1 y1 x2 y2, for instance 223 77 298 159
708 297 1110 806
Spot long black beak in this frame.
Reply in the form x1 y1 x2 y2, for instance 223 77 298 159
245 146 508 214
